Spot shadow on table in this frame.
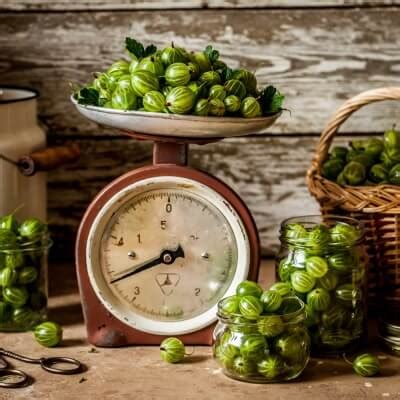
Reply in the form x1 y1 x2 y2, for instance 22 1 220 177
49 302 84 326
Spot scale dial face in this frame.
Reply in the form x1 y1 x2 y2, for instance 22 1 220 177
87 176 250 335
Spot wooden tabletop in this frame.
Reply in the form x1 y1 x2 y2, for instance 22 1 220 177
0 260 399 400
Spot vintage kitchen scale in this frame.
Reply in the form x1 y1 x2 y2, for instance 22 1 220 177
73 97 281 346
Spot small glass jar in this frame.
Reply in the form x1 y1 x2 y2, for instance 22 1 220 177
0 232 51 331
213 296 310 383
276 215 367 356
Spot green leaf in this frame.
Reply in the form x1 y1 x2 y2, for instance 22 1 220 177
144 44 157 57
76 87 99 106
221 67 235 82
204 45 219 63
125 37 145 59
259 85 284 114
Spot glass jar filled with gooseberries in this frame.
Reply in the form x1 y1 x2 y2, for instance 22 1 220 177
276 215 367 355
0 215 51 331
213 282 310 383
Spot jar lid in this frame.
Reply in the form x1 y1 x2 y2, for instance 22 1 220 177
0 87 39 105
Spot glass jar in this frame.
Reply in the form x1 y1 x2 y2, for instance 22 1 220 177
213 296 310 383
0 231 51 331
276 215 367 356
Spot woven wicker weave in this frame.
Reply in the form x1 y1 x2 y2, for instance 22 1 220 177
307 87 400 310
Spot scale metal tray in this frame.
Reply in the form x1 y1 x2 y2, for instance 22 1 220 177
71 96 281 139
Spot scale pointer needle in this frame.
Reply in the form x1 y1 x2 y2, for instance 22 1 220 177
110 245 185 284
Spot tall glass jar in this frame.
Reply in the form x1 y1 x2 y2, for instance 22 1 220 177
275 215 367 356
0 223 51 332
213 296 310 383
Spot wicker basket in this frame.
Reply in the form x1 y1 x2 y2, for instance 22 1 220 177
307 87 400 311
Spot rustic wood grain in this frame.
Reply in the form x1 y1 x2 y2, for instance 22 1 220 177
47 134 372 258
1 9 399 136
2 0 400 11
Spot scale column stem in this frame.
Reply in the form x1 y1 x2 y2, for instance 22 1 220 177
153 142 188 166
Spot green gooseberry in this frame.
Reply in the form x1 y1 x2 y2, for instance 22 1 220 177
369 164 388 184
232 69 257 95
389 163 400 185
187 81 206 99
116 74 133 91
380 150 396 169
320 328 352 348
387 147 400 163
327 252 355 274
346 149 364 163
189 51 211 73
236 280 263 298
4 251 24 269
240 334 267 360
161 46 188 66
304 304 320 327
138 56 164 77
0 267 18 287
317 270 339 291
269 282 293 297
3 286 29 307
384 126 400 149
330 146 348 161
199 71 221 86
93 72 115 99
0 214 18 233
224 79 247 100
240 97 262 118
278 258 296 282
307 288 331 311
335 283 362 307
353 353 380 377
238 296 263 320
107 60 130 80
34 321 63 348
306 225 330 254
18 266 38 285
322 159 345 180
224 95 241 113
305 256 328 278
337 171 347 186
165 86 195 114
194 99 210 116
260 290 282 312
351 153 375 169
232 356 256 376
131 70 159 97
274 333 308 362
215 343 239 370
111 87 138 111
0 301 11 323
321 304 347 328
19 218 47 241
129 59 139 74
162 85 173 97
364 138 384 158
330 223 361 245
209 98 225 116
160 337 185 364
219 295 240 317
187 62 200 79
142 91 166 113
165 63 191 87
284 223 308 241
0 228 17 249
209 84 226 101
290 271 316 293
257 315 284 338
231 316 258 334
12 307 39 327
257 354 284 380
342 161 366 186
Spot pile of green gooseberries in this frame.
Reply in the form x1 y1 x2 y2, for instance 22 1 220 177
0 213 62 347
277 218 366 354
74 37 284 118
213 280 310 382
322 126 400 186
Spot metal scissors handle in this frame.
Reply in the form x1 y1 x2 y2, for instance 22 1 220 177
0 348 82 388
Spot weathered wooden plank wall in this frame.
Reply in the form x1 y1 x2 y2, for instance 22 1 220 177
1 1 399 258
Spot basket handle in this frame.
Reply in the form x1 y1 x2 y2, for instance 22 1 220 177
308 87 400 177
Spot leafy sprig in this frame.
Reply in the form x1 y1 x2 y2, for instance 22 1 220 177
259 85 285 114
125 37 157 59
75 87 99 106
204 45 219 64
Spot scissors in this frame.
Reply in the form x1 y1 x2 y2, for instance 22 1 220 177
0 347 83 388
